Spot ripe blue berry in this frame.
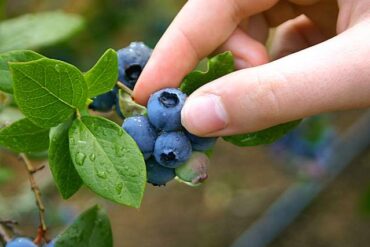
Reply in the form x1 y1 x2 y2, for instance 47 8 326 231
186 131 217 151
89 90 116 112
6 237 37 247
146 158 175 186
122 116 157 159
147 88 187 131
44 239 56 247
154 131 192 168
117 42 152 89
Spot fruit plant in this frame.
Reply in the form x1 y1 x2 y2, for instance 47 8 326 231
0 10 301 247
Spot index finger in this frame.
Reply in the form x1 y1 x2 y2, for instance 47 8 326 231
133 0 278 105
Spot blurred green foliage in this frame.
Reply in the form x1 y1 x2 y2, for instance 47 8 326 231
3 0 185 70
0 1 5 20
360 186 370 216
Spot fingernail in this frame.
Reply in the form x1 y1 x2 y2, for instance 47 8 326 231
234 58 251 69
182 94 228 134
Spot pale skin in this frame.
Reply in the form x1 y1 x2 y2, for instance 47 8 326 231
133 0 370 137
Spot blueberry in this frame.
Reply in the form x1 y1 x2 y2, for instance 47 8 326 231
175 152 209 185
6 237 37 247
185 131 217 151
89 90 116 112
147 88 187 131
146 158 175 186
117 42 152 89
274 127 334 159
122 116 157 159
44 239 56 247
154 131 192 168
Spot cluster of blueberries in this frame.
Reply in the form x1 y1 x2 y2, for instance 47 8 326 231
89 42 152 113
89 41 216 186
5 237 54 247
123 88 216 186
4 41 214 247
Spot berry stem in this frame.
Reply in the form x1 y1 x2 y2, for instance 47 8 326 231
20 154 48 244
116 81 133 96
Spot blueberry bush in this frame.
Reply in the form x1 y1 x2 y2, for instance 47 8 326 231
0 9 301 247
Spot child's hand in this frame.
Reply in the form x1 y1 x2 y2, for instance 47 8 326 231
133 0 370 136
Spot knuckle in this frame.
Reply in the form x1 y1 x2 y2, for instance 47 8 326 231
250 68 286 123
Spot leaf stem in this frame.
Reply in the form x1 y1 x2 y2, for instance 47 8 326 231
116 81 133 96
76 109 82 119
20 154 48 244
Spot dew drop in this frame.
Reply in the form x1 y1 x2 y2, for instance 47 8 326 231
75 152 86 166
89 153 96 161
97 170 107 179
69 138 75 144
115 146 125 157
115 182 123 194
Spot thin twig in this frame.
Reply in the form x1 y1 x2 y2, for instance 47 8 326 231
0 220 17 226
116 81 133 96
20 154 47 244
0 220 18 244
0 223 10 244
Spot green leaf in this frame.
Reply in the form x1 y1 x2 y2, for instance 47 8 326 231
0 118 49 153
49 120 83 199
84 49 118 98
0 50 44 93
55 205 113 247
69 116 146 208
223 120 301 146
117 89 147 118
180 51 234 95
10 58 88 128
0 11 84 52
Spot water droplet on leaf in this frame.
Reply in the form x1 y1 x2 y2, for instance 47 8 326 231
97 170 107 179
89 153 96 161
69 138 75 144
115 146 125 157
75 152 86 166
115 182 123 194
